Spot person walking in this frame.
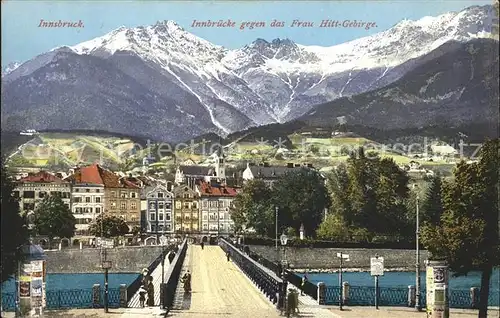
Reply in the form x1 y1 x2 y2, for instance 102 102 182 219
300 273 308 295
146 276 155 307
181 270 192 293
201 241 204 250
226 250 231 262
138 285 147 308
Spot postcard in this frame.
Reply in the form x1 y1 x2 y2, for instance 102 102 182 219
1 0 498 316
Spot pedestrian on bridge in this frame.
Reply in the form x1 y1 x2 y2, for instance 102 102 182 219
201 241 204 250
138 285 147 308
226 250 231 262
300 274 308 295
146 276 155 307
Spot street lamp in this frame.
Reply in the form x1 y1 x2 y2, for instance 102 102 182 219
101 259 112 313
413 184 421 311
280 232 289 313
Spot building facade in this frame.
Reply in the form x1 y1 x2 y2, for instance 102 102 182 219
197 182 237 235
173 185 200 234
145 184 174 235
14 171 71 227
105 179 141 230
242 162 313 187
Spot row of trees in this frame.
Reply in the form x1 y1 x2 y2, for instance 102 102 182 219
230 168 329 238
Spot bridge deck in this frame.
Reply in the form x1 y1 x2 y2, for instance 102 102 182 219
173 245 280 317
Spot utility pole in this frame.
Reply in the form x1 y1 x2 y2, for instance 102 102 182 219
339 252 343 311
275 206 278 250
415 192 421 311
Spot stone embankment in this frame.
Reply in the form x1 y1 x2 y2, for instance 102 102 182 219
248 245 429 271
45 245 166 273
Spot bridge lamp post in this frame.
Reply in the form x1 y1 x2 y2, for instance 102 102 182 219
280 232 288 311
413 183 421 311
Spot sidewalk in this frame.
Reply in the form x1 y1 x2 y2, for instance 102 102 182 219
327 307 500 318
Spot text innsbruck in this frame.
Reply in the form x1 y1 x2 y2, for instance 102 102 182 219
39 19 84 28
192 19 378 30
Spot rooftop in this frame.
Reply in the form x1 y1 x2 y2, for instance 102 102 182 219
198 181 238 197
18 171 67 184
65 164 139 189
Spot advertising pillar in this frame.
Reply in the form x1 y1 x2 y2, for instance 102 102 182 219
17 244 47 317
426 260 449 318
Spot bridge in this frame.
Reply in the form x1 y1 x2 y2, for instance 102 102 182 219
121 238 335 317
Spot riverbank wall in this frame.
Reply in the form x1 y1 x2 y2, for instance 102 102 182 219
248 245 429 271
45 245 166 273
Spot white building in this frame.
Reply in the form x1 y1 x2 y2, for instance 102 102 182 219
146 184 174 235
197 181 237 235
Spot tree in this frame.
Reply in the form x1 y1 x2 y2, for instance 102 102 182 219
33 195 76 245
1 158 29 283
88 215 130 238
316 213 350 241
272 168 329 237
230 179 273 235
421 139 499 318
421 174 443 225
493 0 499 39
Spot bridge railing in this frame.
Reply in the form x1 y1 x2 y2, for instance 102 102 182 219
219 238 283 306
162 238 188 309
126 243 176 303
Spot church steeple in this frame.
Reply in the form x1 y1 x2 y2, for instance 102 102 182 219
214 142 226 179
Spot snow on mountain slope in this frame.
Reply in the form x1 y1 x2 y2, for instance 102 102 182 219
2 5 495 139
222 5 495 121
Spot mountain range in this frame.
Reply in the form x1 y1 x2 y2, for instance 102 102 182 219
1 5 497 142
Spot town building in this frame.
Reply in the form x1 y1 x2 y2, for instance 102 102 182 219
65 164 140 235
145 184 174 236
242 162 314 187
174 148 226 187
173 185 200 234
14 171 71 227
197 181 237 236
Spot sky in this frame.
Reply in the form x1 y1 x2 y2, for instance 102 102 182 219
1 0 494 66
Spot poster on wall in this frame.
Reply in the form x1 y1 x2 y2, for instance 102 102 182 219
31 260 43 273
426 267 434 313
19 281 31 298
31 278 43 297
20 263 32 276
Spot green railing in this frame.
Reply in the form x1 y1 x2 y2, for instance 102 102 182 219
2 288 121 312
324 286 500 308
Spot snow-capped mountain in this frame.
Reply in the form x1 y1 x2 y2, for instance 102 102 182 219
2 62 21 77
1 5 496 141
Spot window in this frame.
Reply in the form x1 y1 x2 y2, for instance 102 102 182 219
149 202 156 210
23 191 35 198
158 202 164 210
210 201 217 208
120 192 127 198
24 203 35 211
150 213 156 221
120 201 126 210
192 202 198 209
165 203 172 210
202 201 208 208
166 224 171 231
158 192 164 198
86 189 90 193
219 213 224 220
183 194 190 199
38 191 47 199
85 197 91 203
111 191 116 198
151 224 156 232
110 200 117 209
184 202 190 209
74 197 82 203
203 215 207 220
203 224 208 229
158 213 164 221
175 201 181 209
13 191 20 197
219 200 224 208
166 214 171 221
95 197 101 203
131 202 137 209
131 192 137 198
75 189 80 192
96 189 100 193
96 207 101 214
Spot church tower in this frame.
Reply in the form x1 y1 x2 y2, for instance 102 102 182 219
214 145 226 179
